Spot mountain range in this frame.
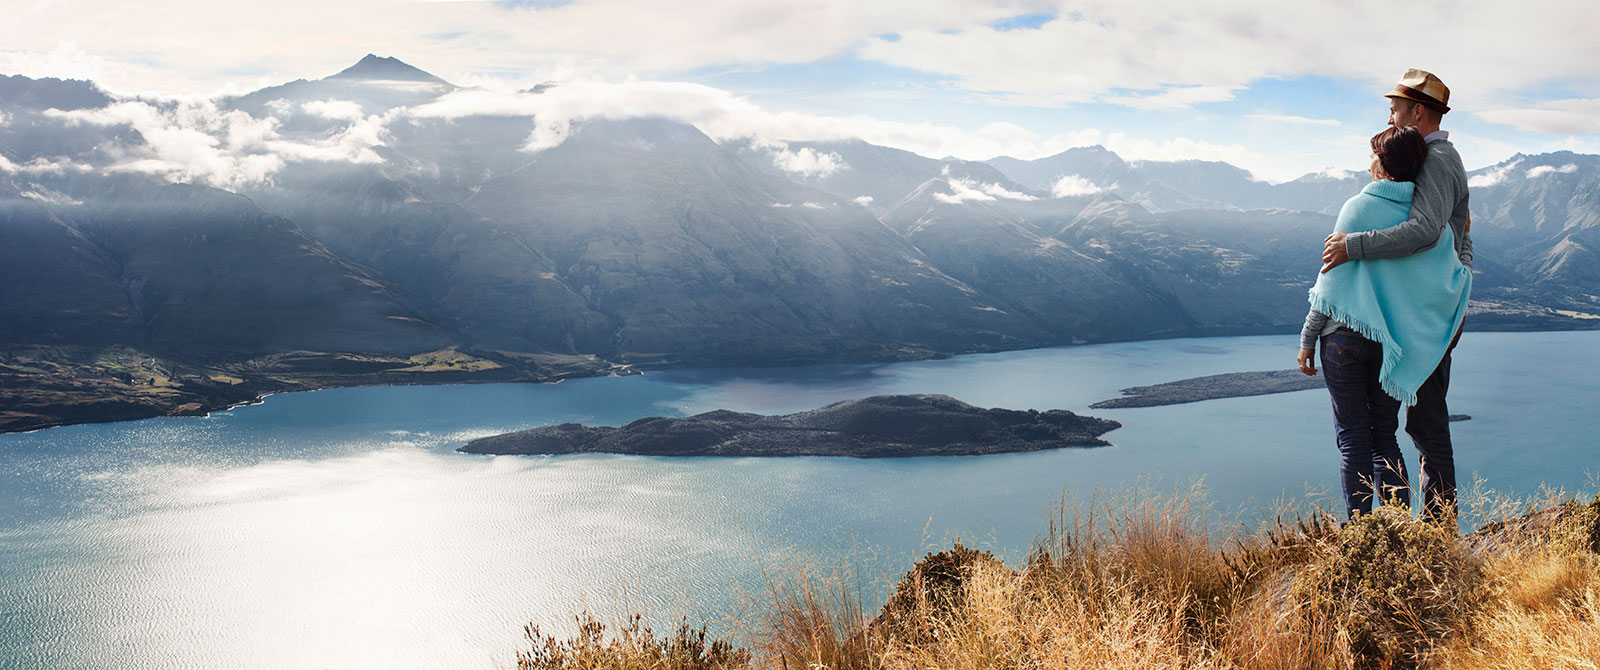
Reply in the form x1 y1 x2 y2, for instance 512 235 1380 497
3 56 1597 430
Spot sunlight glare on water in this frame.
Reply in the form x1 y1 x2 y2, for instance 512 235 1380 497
1 332 1596 669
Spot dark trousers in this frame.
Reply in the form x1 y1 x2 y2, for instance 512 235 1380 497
1407 329 1461 523
1321 330 1409 519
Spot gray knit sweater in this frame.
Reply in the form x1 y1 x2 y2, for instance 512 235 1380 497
1300 137 1474 350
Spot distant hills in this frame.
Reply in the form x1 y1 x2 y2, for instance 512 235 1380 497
3 56 1598 429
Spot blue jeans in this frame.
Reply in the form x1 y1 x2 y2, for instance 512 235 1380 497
1408 329 1460 523
1321 330 1410 519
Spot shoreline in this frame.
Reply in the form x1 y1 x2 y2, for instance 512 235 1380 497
4 324 1594 436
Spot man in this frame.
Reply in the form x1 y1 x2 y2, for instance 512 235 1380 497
1321 68 1473 523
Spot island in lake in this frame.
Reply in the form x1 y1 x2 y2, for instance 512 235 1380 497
1091 370 1323 408
1091 369 1470 421
459 394 1121 457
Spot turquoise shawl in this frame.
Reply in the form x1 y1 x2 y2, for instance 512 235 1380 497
1308 179 1472 406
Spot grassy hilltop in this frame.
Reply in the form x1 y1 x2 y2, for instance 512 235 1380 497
510 489 1600 670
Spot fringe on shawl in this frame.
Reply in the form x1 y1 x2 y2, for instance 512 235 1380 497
1307 290 1418 407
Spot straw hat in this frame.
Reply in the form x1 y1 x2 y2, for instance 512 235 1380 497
1384 69 1450 114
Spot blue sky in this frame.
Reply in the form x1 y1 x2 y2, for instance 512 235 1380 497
4 0 1599 182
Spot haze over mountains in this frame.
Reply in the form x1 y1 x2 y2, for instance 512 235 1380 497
3 55 1598 386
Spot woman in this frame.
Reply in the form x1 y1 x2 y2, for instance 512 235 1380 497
1295 126 1473 521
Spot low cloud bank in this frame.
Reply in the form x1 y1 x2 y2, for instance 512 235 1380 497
1526 163 1578 179
934 165 1037 204
1049 175 1105 198
38 97 387 188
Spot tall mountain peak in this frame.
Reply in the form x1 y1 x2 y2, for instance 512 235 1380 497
326 54 450 85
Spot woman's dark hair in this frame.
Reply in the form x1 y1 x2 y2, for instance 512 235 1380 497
1371 126 1427 182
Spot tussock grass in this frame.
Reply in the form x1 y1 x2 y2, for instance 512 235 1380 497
514 487 1600 670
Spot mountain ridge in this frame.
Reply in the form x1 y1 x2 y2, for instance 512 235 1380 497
3 60 1599 433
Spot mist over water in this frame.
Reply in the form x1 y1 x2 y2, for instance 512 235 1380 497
2 332 1596 669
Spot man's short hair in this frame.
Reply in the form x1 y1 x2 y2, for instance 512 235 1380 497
1398 98 1445 124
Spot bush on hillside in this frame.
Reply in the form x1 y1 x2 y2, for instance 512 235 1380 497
1293 506 1482 668
875 542 1008 645
516 613 748 670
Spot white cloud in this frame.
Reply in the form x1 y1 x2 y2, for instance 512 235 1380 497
0 3 1033 96
409 80 1314 180
851 195 873 205
977 181 1035 200
933 188 991 205
300 99 365 122
1 155 94 175
1312 167 1358 180
857 2 1600 109
935 165 1035 203
0 0 1596 184
1478 98 1600 135
769 202 793 208
1102 85 1239 111
264 99 295 117
46 101 282 188
1467 158 1523 188
1247 114 1341 127
19 187 84 205
43 98 386 188
1526 163 1578 178
1049 175 1104 198
802 201 826 209
770 145 845 178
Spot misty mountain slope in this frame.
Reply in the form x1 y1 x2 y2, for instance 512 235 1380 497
0 73 113 111
987 146 1362 214
987 146 1128 192
246 168 616 354
0 74 138 165
986 146 1208 211
0 195 144 346
737 138 1037 213
881 180 1185 340
468 117 1044 362
223 54 457 123
374 115 543 202
1470 153 1600 253
1269 170 1365 215
1053 200 1336 332
9 177 451 356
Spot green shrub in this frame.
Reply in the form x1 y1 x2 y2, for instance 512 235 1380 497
1293 506 1482 669
875 542 1008 645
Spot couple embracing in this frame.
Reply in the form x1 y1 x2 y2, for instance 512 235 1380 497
1296 69 1474 525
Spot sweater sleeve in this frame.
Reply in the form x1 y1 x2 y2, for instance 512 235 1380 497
1346 155 1451 260
1301 308 1328 350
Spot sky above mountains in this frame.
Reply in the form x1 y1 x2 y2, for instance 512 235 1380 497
4 0 1599 182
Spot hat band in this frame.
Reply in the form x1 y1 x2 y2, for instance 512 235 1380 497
1394 84 1449 112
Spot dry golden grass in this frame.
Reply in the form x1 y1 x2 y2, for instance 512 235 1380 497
513 488 1600 670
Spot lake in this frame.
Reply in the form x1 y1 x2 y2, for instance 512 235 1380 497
2 331 1596 669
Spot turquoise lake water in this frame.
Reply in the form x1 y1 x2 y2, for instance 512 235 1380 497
2 331 1596 669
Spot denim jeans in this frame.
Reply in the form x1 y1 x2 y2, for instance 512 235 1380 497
1320 330 1410 519
1408 329 1461 523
